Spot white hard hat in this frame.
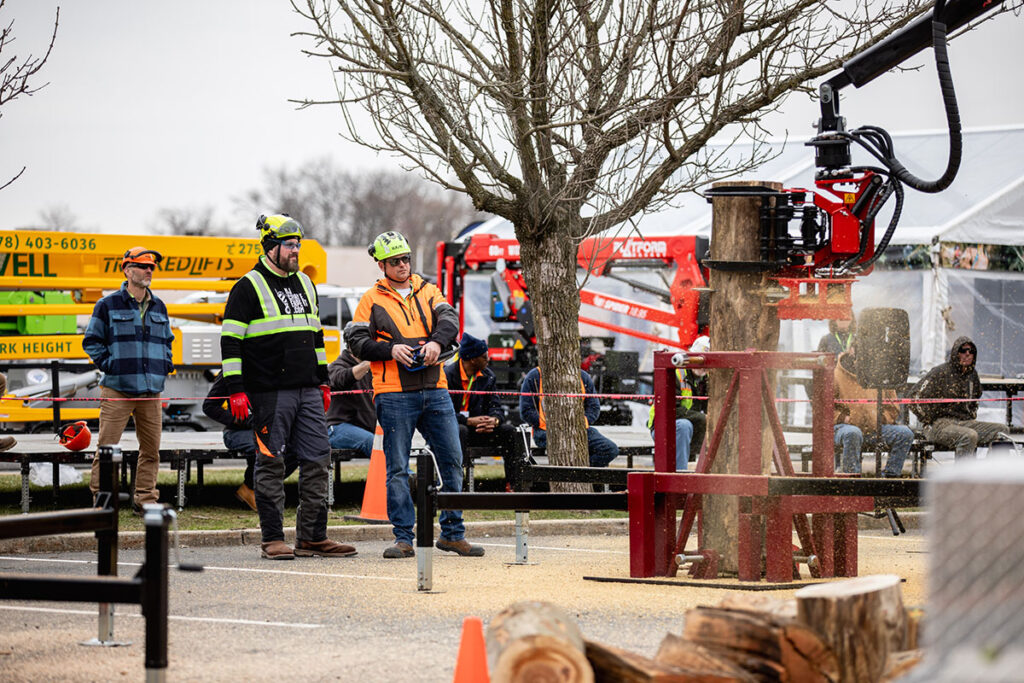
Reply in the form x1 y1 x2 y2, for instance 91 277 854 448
689 335 710 353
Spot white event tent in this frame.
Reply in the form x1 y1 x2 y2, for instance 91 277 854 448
463 126 1024 398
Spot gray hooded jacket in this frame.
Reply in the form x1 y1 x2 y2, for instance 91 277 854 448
910 335 980 424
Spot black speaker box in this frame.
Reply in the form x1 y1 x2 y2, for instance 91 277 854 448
853 307 910 389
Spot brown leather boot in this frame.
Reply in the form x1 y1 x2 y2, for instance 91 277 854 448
295 539 357 558
260 540 295 560
0 435 16 452
435 538 485 557
382 542 415 558
234 484 257 512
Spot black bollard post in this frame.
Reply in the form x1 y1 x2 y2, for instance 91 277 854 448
142 505 170 680
96 445 119 644
416 449 435 591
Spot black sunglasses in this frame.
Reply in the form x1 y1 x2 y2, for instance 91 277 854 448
386 255 411 267
128 264 155 271
958 347 974 354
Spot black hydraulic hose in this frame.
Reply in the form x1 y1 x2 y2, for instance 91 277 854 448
847 0 962 193
885 13 962 193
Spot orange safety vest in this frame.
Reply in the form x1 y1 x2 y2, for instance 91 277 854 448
537 373 586 431
459 362 477 413
352 273 451 395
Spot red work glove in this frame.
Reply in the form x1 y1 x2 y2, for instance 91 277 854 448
228 392 251 421
320 384 332 413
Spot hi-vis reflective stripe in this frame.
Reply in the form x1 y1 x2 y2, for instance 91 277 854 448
222 320 248 338
243 314 321 336
223 358 242 376
245 269 277 319
240 269 322 338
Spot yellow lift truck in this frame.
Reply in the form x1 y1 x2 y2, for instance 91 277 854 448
0 230 340 433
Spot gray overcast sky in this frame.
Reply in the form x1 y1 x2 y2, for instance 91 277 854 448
2 1 1022 237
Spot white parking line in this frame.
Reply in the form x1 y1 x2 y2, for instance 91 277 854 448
0 556 408 582
476 542 629 555
0 605 321 629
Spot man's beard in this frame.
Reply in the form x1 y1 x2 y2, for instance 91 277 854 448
281 254 299 273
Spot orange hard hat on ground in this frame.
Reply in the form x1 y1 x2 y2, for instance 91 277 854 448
122 247 163 270
59 421 92 451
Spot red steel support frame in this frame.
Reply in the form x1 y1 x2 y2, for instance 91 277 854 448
629 349 873 582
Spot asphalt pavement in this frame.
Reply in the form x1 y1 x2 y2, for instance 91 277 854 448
0 527 928 682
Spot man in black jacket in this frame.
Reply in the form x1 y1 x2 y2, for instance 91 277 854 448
221 214 355 560
326 348 376 457
911 335 1005 458
444 334 523 486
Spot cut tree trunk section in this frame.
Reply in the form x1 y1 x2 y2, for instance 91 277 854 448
795 574 908 683
705 181 782 574
486 600 594 683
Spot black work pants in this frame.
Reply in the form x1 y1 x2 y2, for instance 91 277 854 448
458 421 525 485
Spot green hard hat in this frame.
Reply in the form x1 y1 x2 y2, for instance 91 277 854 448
368 231 411 261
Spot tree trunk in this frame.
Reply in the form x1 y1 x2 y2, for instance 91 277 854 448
486 600 594 683
795 574 908 683
705 180 781 574
519 222 590 488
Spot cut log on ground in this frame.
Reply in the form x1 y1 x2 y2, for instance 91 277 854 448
681 605 837 681
586 639 739 682
654 634 757 681
880 649 923 682
795 574 907 683
486 600 594 683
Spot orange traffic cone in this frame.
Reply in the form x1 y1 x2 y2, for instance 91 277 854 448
344 425 389 524
452 616 489 683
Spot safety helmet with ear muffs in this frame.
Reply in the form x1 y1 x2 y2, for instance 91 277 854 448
256 214 303 251
122 247 163 270
58 421 92 451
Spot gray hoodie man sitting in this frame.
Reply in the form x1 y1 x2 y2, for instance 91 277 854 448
910 335 1005 458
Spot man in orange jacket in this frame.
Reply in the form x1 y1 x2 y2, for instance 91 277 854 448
346 231 484 560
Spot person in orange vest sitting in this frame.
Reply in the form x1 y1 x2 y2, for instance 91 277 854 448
518 366 619 467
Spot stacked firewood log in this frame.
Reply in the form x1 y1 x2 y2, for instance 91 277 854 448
486 575 923 682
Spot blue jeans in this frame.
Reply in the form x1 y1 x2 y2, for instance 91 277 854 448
223 427 257 488
834 423 914 476
327 422 374 458
650 418 693 471
533 427 619 467
376 389 465 545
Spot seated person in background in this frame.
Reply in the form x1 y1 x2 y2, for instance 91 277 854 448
519 366 618 467
203 371 259 511
833 344 913 477
817 316 855 356
647 335 709 471
326 347 376 458
910 336 1005 459
444 333 523 484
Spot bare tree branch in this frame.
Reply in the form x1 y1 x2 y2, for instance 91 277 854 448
291 0 1018 467
0 1 59 192
0 1 59 113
